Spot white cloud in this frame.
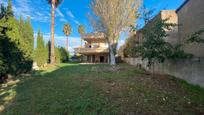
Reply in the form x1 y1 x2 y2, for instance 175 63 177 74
73 20 80 25
11 0 50 22
56 8 68 22
56 8 64 18
66 10 75 18
59 18 67 22
64 9 80 25
5 0 81 24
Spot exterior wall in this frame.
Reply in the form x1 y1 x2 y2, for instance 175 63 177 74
90 41 108 48
85 41 108 48
137 10 178 46
124 58 204 88
177 0 204 57
161 10 179 46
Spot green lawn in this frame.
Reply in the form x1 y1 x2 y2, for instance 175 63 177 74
0 63 204 115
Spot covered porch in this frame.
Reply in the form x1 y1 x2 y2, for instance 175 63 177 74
82 53 109 63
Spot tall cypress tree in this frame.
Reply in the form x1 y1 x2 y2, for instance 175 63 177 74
0 4 6 19
46 41 51 63
25 17 34 53
55 47 61 64
6 0 14 17
20 17 34 59
0 0 33 79
34 30 47 67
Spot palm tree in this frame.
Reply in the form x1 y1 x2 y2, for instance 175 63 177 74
78 24 85 47
47 0 63 64
63 23 72 51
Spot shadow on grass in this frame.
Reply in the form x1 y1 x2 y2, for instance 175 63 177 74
0 63 118 114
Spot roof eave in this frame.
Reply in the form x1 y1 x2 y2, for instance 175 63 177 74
176 0 190 13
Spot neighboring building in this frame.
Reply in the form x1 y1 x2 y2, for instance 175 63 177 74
136 10 178 45
161 10 178 46
134 0 204 58
177 0 204 57
119 10 178 58
74 33 109 63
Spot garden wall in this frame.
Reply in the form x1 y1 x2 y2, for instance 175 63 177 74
124 58 204 88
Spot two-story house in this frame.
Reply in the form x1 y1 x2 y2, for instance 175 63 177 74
74 32 109 63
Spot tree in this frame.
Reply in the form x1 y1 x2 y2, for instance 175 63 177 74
136 19 191 71
6 0 14 17
33 30 47 67
78 24 85 47
24 17 34 57
123 34 139 57
47 0 63 64
0 4 6 19
46 41 51 63
0 1 33 81
0 16 7 78
63 23 72 51
55 47 61 64
18 16 34 59
59 47 69 62
90 0 141 65
136 19 175 64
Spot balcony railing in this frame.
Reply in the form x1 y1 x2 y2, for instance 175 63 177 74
74 47 109 54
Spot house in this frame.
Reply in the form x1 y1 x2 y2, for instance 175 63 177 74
74 32 109 63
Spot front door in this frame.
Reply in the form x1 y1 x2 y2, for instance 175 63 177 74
100 56 104 63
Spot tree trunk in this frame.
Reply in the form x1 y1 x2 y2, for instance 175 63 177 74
109 44 116 65
81 39 82 47
66 36 68 51
50 0 55 64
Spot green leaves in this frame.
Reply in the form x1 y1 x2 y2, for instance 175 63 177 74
78 24 85 35
33 30 48 67
187 28 204 44
136 19 174 63
54 47 69 64
59 47 69 63
135 19 190 63
0 1 33 78
63 23 72 36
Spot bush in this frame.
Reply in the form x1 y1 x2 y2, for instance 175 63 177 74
59 47 69 63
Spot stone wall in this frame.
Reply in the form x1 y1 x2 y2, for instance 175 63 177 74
124 58 204 88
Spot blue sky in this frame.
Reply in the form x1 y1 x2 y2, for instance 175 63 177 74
2 0 185 53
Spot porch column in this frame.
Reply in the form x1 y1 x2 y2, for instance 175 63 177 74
107 54 110 64
91 55 93 63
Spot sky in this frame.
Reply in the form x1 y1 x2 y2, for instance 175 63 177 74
2 0 185 53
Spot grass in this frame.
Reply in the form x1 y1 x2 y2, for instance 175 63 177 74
0 63 204 115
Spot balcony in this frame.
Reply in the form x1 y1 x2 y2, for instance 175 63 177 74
74 47 109 54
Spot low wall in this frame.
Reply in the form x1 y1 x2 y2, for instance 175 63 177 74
124 58 204 88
